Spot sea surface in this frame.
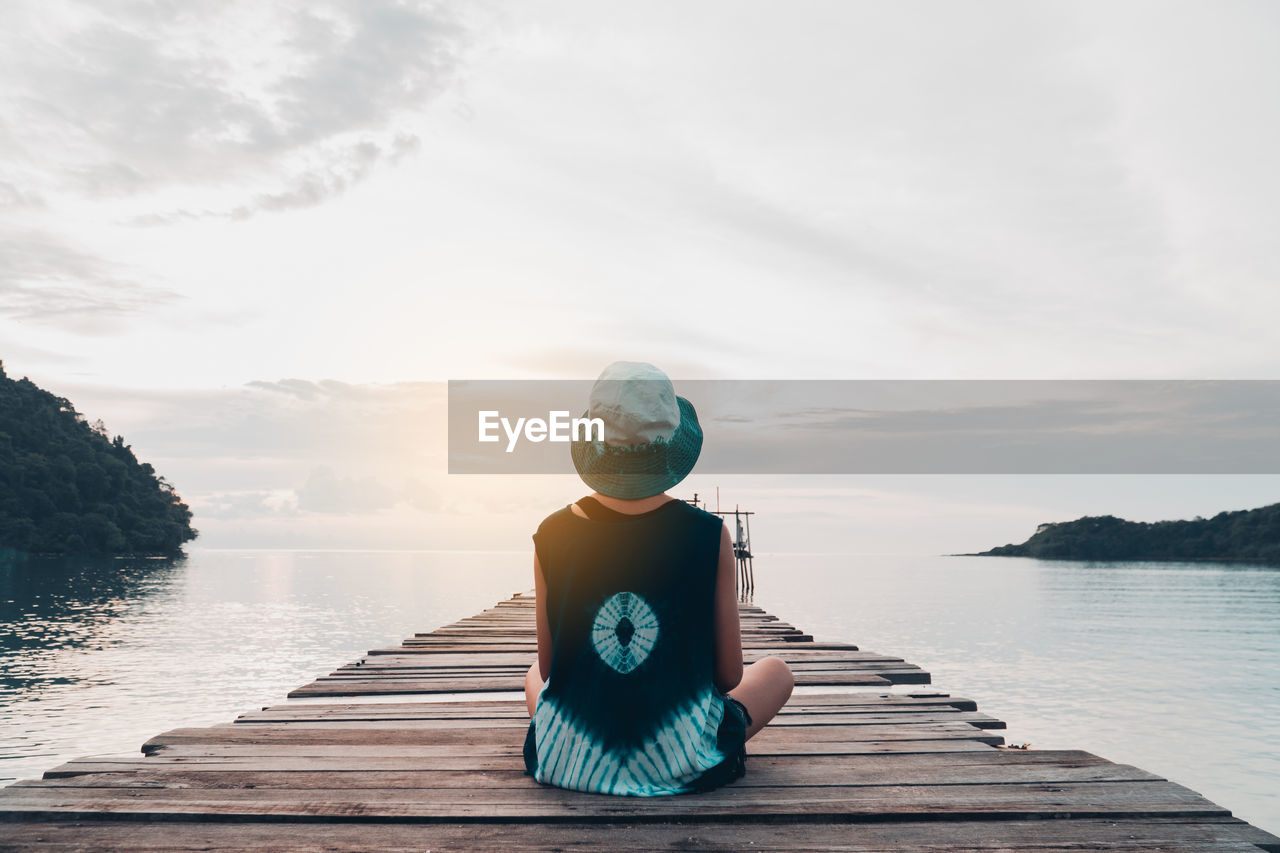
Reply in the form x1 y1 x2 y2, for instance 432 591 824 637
1 549 1277 833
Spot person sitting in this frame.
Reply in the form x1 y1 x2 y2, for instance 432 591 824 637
522 360 794 796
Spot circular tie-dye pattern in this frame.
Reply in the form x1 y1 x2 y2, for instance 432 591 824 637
591 591 659 674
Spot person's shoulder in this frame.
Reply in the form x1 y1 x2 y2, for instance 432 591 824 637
674 500 725 529
535 503 575 534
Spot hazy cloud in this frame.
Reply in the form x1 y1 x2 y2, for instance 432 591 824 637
6 1 1280 387
0 1 476 340
0 339 84 367
230 135 421 219
0 1 471 201
0 228 182 333
297 465 399 514
242 377 416 404
198 489 300 520
132 133 425 223
0 181 44 209
30 376 525 544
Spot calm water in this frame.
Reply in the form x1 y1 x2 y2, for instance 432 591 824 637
1 549 1276 833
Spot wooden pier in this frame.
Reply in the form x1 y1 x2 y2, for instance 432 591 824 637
1 592 1277 851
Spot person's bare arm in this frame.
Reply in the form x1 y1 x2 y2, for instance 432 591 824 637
712 523 743 692
534 552 552 681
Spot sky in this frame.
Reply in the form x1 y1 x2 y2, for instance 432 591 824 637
2 0 1279 553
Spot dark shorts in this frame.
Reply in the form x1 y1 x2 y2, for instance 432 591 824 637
683 690 752 794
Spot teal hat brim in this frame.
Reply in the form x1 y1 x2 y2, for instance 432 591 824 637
570 396 703 499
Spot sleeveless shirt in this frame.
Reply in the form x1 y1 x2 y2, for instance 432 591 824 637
522 497 751 796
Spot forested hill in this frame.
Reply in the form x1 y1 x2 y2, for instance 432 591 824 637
0 361 197 556
971 503 1280 562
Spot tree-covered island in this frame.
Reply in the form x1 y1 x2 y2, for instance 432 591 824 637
0 361 198 556
969 503 1280 562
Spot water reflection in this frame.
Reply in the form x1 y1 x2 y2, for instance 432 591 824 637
0 549 530 790
0 552 186 696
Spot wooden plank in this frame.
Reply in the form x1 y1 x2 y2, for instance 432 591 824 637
38 748 1123 778
0 780 1233 821
417 621 806 633
286 677 536 696
234 707 1000 727
234 708 1004 729
137 721 1004 754
130 738 1003 759
400 636 822 646
236 693 982 722
336 650 899 667
260 690 978 711
364 640 863 653
286 670 908 697
287 661 928 696
313 664 926 681
33 753 1163 788
319 666 925 682
240 702 975 720
330 660 905 676
21 765 1163 794
1 817 1275 852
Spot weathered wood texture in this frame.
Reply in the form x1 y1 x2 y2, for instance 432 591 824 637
1 590 1276 852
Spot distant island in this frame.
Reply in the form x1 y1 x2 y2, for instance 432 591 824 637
968 502 1280 562
0 361 198 557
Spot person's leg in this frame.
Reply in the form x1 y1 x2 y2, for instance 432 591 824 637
525 661 544 718
728 656 794 740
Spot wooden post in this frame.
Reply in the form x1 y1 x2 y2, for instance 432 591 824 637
698 495 755 598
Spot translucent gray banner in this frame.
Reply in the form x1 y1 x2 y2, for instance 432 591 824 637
447 380 1280 474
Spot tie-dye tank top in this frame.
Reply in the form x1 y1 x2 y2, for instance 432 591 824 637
522 497 751 796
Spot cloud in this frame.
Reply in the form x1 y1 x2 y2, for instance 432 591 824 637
0 227 182 333
131 133 424 223
0 181 44 209
228 134 421 219
296 465 399 514
0 339 84 367
34 376 455 534
242 377 415 404
0 2 476 339
0 1 472 207
34 375 553 545
196 488 300 520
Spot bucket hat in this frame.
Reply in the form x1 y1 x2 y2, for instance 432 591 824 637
570 361 703 499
